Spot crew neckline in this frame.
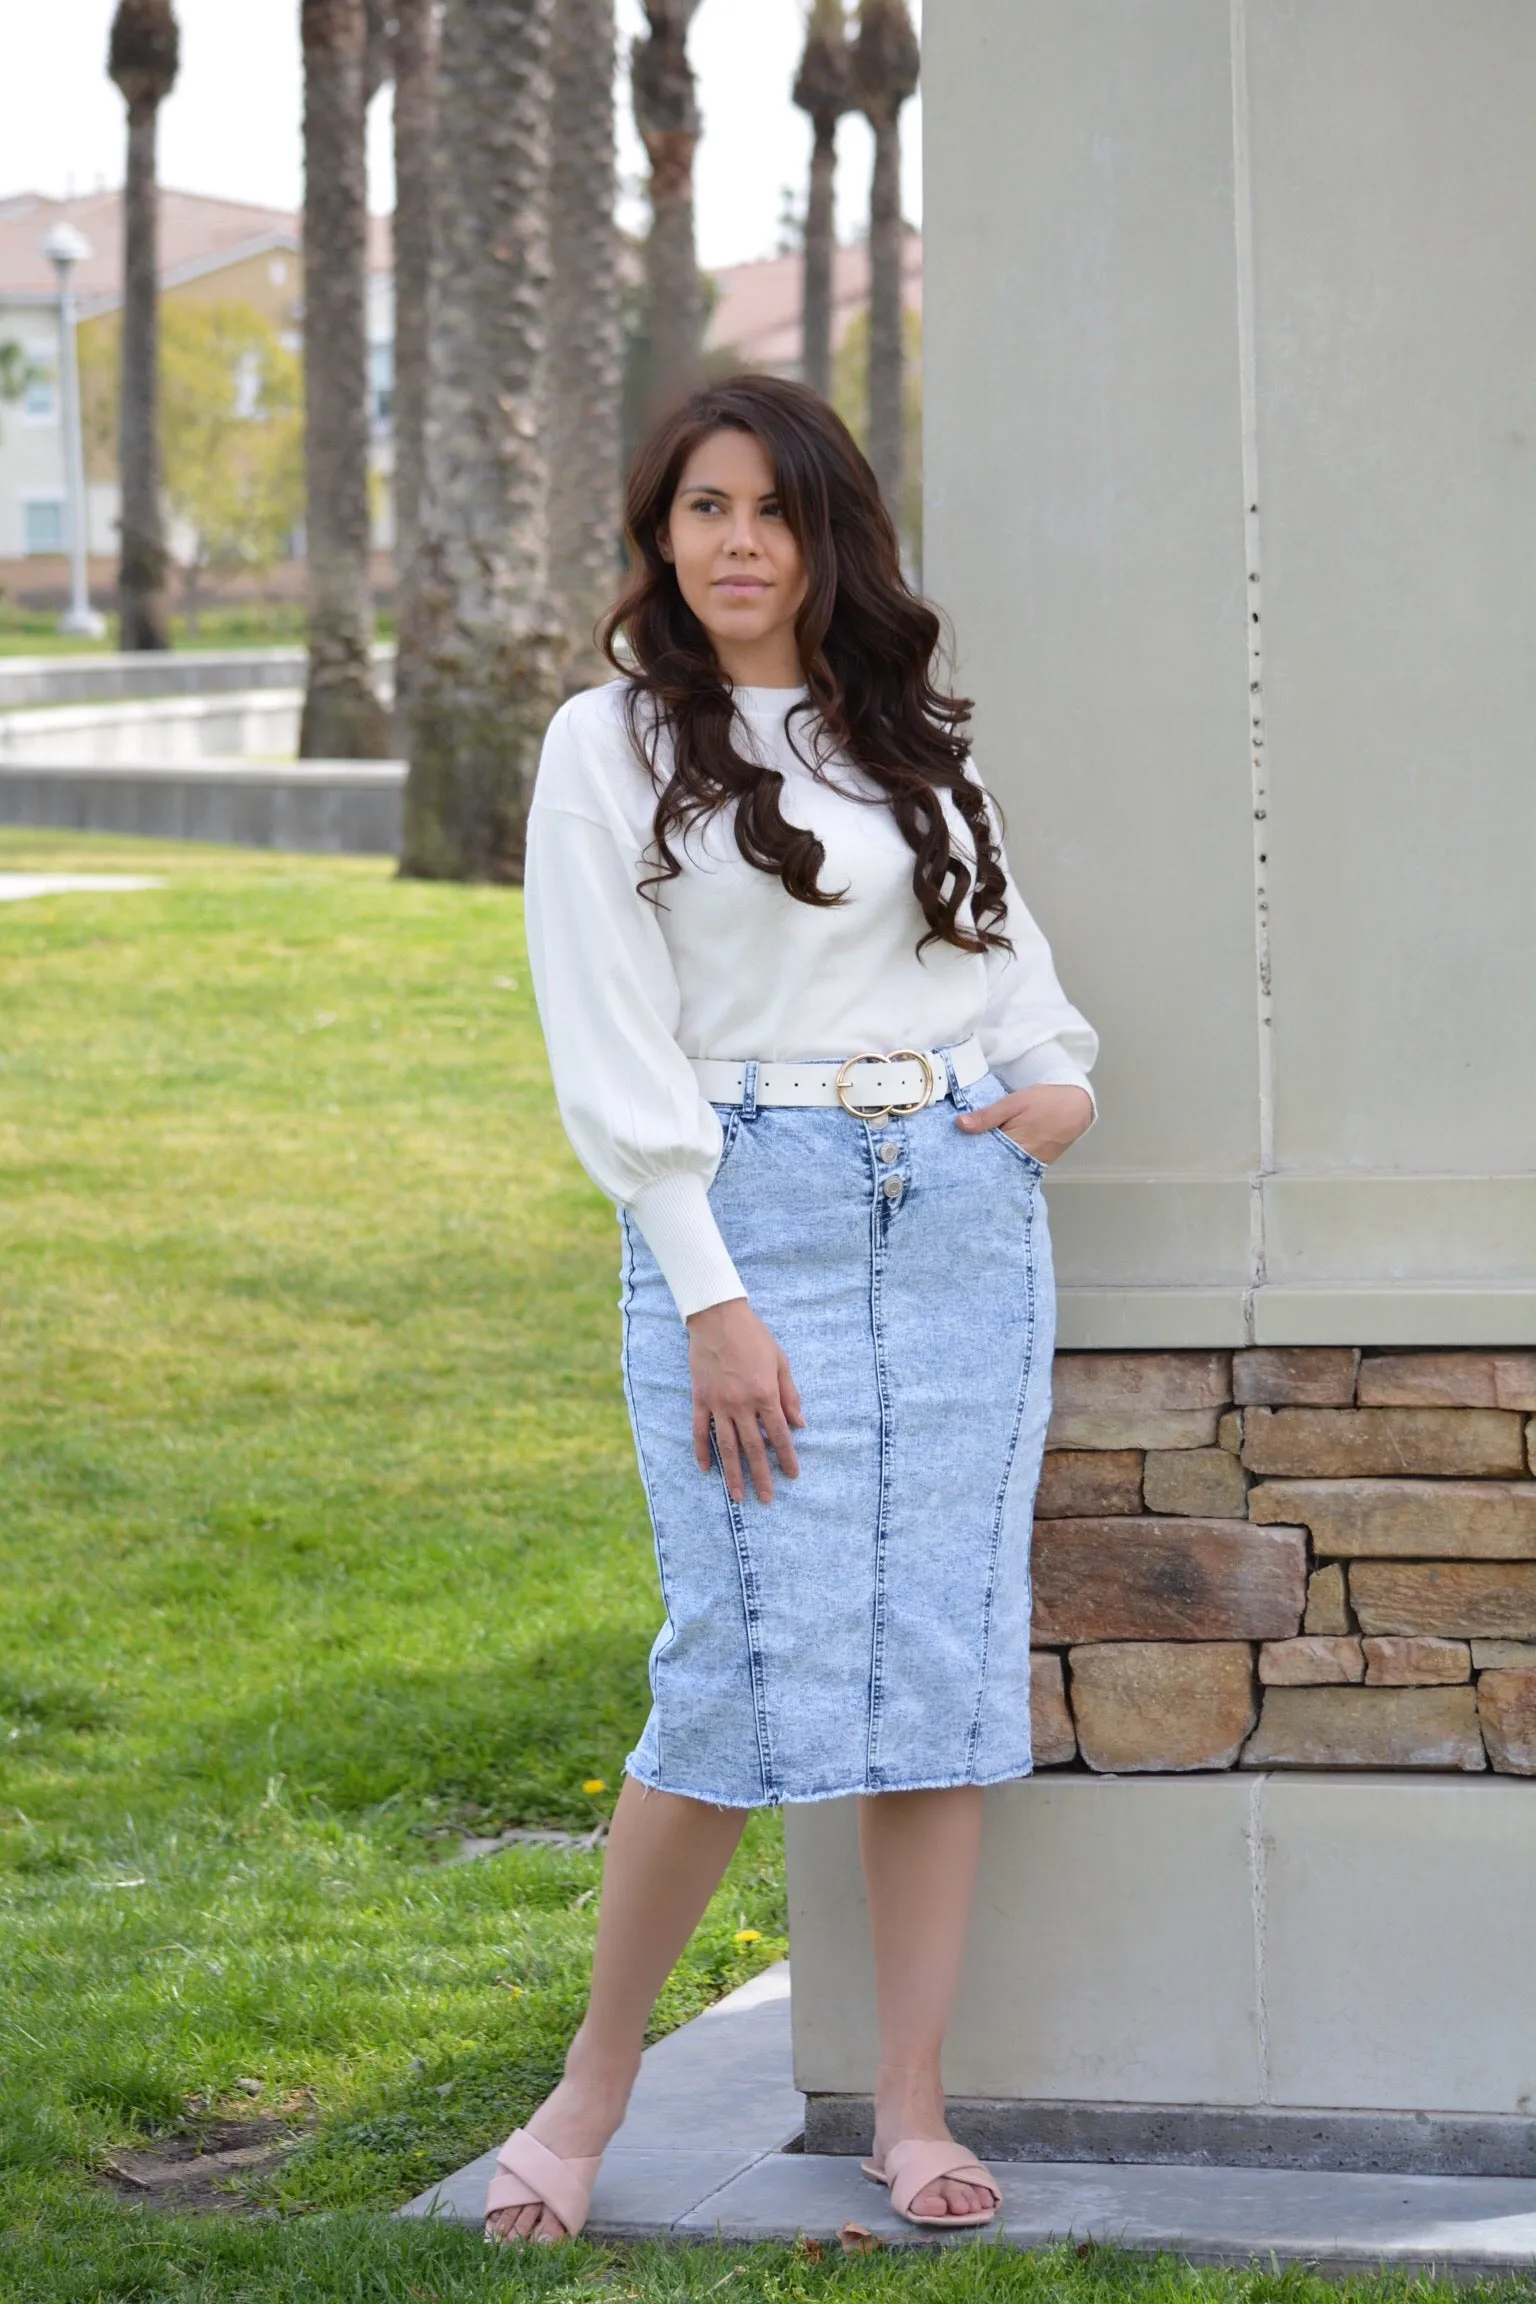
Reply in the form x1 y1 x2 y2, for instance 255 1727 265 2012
730 683 810 713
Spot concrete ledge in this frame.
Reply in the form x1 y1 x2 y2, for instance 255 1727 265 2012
0 760 405 854
1056 1287 1536 1350
803 2098 1536 2180
0 645 392 708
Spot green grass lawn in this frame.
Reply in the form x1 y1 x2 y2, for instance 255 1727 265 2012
1 832 1526 2304
0 603 393 655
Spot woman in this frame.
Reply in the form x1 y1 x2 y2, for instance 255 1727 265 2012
487 375 1096 2243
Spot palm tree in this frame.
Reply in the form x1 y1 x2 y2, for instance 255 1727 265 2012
851 0 918 521
793 0 853 402
398 0 560 881
388 0 438 738
549 0 621 687
108 0 179 652
631 0 705 416
299 0 390 758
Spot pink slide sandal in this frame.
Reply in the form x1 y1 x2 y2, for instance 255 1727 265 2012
483 2126 602 2242
860 2137 1003 2229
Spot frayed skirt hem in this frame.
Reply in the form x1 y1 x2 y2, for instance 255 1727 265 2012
622 1758 1035 1811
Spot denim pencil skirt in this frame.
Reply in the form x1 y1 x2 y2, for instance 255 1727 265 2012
617 1050 1056 1809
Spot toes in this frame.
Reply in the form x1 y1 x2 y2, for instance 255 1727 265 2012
535 2207 569 2244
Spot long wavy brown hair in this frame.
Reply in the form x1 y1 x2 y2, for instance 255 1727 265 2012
598 375 1013 959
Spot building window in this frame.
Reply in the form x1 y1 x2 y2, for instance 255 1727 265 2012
23 498 66 554
369 340 394 430
22 360 56 421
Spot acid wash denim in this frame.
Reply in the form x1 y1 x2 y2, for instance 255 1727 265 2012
618 1049 1056 1809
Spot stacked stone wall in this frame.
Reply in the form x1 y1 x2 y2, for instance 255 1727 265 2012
1029 1349 1536 1775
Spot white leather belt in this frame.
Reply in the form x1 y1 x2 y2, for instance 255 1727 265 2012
690 1036 988 1121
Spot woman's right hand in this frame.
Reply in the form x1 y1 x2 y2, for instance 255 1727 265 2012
687 1297 804 1504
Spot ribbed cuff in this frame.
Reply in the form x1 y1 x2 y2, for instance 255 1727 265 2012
991 1038 1098 1124
628 1172 749 1321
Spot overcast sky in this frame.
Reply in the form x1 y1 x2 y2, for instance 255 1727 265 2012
1 0 922 273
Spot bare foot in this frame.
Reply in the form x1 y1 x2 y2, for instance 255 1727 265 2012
485 2043 640 2244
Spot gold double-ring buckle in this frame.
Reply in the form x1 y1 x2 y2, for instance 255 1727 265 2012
834 1046 937 1122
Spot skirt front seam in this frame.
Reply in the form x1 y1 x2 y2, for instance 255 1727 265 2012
965 1197 1040 1776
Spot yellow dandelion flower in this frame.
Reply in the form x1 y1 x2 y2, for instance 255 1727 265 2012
734 1927 762 1945
582 1778 607 1795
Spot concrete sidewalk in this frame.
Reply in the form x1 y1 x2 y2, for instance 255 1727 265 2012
400 1962 1536 2276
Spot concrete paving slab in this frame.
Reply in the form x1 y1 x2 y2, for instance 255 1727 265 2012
680 2153 1536 2273
403 1958 1536 2274
0 873 164 902
400 1962 800 2231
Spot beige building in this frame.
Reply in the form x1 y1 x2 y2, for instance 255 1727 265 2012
0 187 394 581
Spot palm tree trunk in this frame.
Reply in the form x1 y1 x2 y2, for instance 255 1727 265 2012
548 0 621 687
853 0 918 521
398 0 560 882
802 119 838 400
793 0 851 405
109 0 179 651
632 1 704 416
389 0 438 740
300 0 389 759
117 99 171 650
866 112 904 516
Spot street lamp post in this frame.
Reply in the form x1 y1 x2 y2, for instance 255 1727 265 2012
42 222 107 641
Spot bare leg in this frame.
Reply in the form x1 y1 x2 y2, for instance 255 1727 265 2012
488 1776 747 2242
858 1784 992 2221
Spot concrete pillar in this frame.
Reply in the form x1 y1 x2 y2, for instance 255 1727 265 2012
787 1 1536 2162
920 0 1535 1349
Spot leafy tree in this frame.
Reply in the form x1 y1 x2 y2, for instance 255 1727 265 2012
0 341 40 438
80 301 304 631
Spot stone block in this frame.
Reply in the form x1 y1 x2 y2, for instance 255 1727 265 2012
1362 1637 1471 1686
1471 1639 1536 1670
1217 1409 1243 1454
1142 1447 1248 1519
1035 1450 1143 1518
1232 1347 1360 1406
1249 1479 1536 1559
1032 1519 1306 1643
1357 1351 1536 1412
1303 1563 1351 1635
1241 1686 1486 1771
1067 1643 1255 1772
1047 1352 1228 1450
1240 1407 1527 1479
1048 1407 1221 1451
1052 1351 1233 1411
1350 1562 1536 1640
1029 1652 1077 1767
1258 1636 1364 1686
1477 1670 1536 1776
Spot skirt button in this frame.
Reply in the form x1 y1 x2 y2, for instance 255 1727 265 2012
882 1174 903 1200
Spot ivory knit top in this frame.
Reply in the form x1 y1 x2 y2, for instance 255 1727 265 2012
523 678 1098 1320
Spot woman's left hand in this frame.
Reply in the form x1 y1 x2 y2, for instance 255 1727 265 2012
956 1083 1094 1165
